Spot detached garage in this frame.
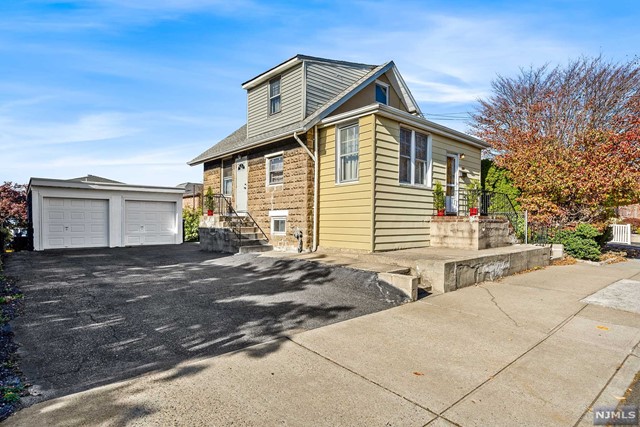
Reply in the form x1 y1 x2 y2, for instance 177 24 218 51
28 176 185 251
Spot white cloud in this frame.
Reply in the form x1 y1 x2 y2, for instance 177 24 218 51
0 112 138 149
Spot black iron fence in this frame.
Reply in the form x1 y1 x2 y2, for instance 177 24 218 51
438 189 526 240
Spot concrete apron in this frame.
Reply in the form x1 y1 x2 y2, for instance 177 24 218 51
7 260 640 427
262 244 551 299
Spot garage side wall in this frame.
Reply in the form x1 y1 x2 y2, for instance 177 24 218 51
30 186 183 251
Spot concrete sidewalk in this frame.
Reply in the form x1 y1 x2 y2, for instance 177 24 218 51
7 260 640 426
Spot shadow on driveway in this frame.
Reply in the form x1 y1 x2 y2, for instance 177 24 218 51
5 244 406 408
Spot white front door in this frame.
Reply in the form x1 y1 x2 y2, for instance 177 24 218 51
235 157 248 213
42 197 109 249
445 154 459 214
124 200 177 245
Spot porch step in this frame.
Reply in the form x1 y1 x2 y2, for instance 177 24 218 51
238 244 274 254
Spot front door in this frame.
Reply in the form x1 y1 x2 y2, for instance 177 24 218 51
235 157 248 213
445 154 459 214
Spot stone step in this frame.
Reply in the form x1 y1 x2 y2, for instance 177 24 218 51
238 244 274 254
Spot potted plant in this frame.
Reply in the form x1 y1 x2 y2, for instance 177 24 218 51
434 181 445 216
204 187 215 216
466 179 482 216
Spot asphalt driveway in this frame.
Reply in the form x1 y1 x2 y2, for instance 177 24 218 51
4 244 406 404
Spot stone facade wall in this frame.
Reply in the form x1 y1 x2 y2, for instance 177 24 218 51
430 217 512 250
246 134 314 251
182 195 202 211
200 131 315 251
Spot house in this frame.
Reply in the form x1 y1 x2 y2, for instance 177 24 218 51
189 55 489 252
178 182 203 210
28 175 184 250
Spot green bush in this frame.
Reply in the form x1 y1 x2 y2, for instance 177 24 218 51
552 223 602 261
183 208 202 242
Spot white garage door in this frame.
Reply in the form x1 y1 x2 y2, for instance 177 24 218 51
124 200 177 246
42 197 109 249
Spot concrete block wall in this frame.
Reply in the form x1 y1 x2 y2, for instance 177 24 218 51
430 217 512 250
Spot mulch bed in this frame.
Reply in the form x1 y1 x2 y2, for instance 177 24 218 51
0 256 26 421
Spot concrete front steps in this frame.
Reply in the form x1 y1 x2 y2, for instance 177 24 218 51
199 215 273 254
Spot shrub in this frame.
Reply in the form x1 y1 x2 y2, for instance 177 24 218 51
552 223 602 261
183 208 202 242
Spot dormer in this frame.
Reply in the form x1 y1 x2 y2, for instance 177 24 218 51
241 55 421 141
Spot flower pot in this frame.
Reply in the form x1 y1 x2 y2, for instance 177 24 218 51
469 207 478 216
437 209 445 216
207 210 213 216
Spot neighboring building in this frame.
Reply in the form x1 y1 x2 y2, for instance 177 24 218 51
618 204 640 220
189 55 489 252
28 176 184 251
178 182 203 210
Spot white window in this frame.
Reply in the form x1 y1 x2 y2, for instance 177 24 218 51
375 81 389 105
269 77 281 115
266 154 284 186
271 217 286 235
222 161 232 196
337 123 359 183
399 127 432 187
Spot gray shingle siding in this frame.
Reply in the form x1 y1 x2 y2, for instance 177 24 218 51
247 63 304 139
305 61 371 116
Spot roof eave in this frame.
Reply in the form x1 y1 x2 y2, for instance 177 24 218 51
187 126 305 166
241 56 303 90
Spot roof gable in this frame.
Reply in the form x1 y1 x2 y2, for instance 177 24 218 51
189 56 428 165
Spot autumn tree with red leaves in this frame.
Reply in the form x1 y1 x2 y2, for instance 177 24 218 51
471 56 640 226
0 182 27 229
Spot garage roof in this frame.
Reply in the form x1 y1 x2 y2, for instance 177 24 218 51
28 177 185 194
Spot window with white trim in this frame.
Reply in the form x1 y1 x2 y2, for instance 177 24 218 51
222 161 232 196
269 77 281 115
337 123 359 183
271 217 286 235
375 81 389 105
266 154 284 186
399 127 432 187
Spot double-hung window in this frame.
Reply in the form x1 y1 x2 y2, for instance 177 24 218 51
222 161 232 196
337 123 359 183
269 77 281 115
266 154 284 186
399 127 432 187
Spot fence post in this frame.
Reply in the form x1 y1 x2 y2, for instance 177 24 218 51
524 210 528 245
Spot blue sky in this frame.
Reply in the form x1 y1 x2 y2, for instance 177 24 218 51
1 0 639 186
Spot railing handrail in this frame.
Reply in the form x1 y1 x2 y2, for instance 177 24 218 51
206 193 269 246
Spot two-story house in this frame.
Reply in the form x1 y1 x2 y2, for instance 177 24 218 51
189 55 489 252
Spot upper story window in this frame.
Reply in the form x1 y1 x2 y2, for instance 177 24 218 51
337 123 359 183
266 153 284 186
222 161 232 196
269 77 281 115
375 81 389 105
399 127 432 187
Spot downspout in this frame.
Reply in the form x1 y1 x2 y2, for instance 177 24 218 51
292 130 318 252
313 125 319 251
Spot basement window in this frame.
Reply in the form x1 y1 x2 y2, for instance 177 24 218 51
271 217 286 235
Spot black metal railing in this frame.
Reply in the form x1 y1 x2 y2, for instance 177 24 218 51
203 194 269 246
436 189 525 240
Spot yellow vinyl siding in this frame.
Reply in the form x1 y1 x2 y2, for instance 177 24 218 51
372 115 481 252
318 115 374 251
